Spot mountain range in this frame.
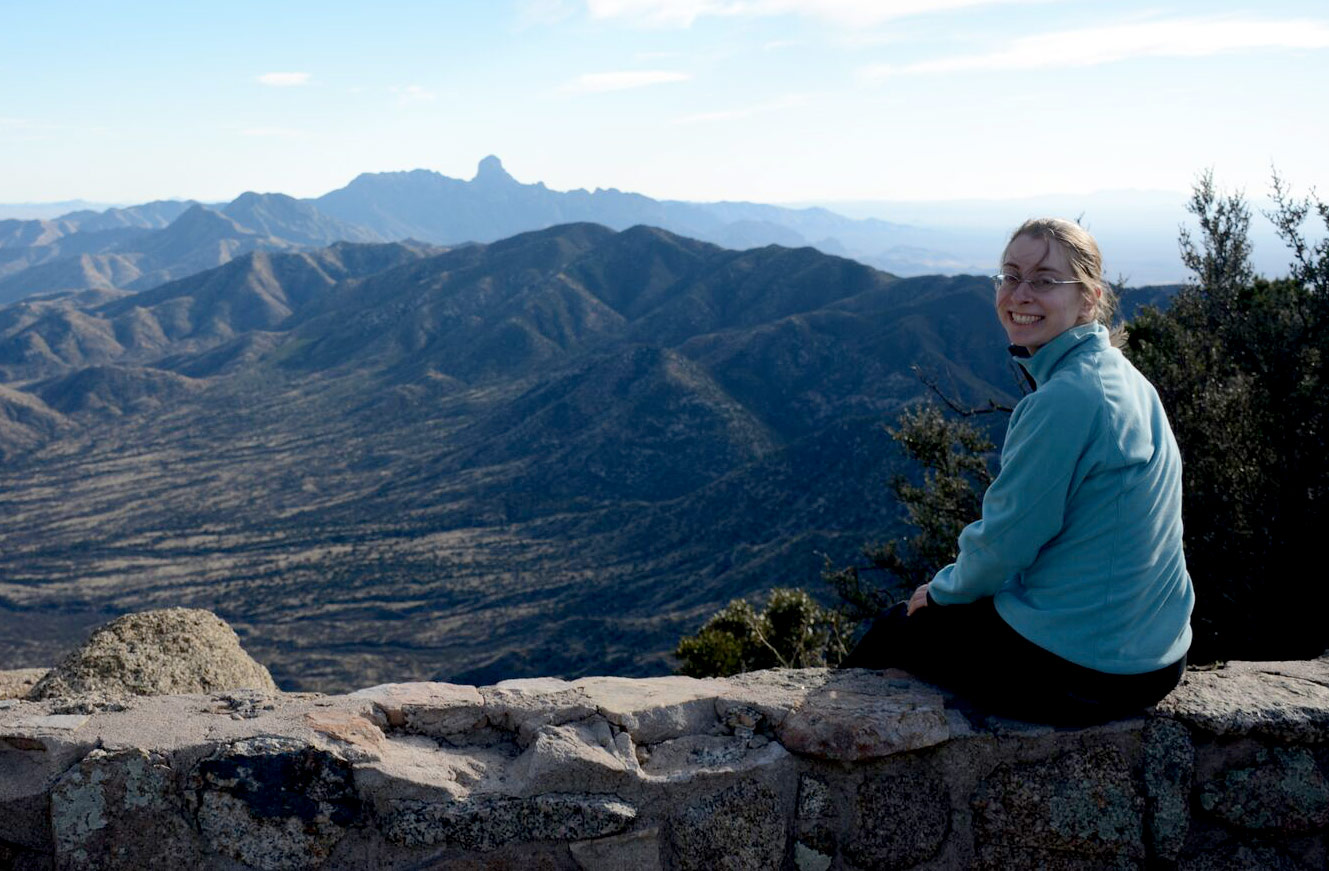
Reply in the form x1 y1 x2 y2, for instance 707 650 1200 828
0 220 1051 690
0 157 996 309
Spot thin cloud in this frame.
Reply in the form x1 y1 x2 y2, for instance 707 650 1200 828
563 69 691 92
585 0 1038 28
517 0 579 27
256 72 311 87
861 16 1329 78
675 94 808 124
240 127 304 138
392 85 437 105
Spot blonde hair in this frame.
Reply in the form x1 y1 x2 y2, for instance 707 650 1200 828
1004 218 1122 344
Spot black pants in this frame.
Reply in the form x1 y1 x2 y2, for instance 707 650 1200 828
841 598 1186 725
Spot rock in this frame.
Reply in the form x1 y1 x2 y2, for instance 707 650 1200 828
1199 746 1329 832
384 793 636 850
480 679 599 746
186 736 359 870
716 668 834 730
1142 718 1193 861
0 669 48 700
1157 656 1329 742
794 841 833 871
349 681 485 736
514 721 637 793
641 733 789 782
971 746 1146 870
668 780 787 871
303 709 387 760
574 675 720 744
569 826 663 871
775 681 949 761
27 608 277 700
844 758 950 870
51 747 202 870
795 775 835 856
1178 843 1311 871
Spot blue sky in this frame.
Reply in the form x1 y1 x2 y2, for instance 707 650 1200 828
2 0 1326 206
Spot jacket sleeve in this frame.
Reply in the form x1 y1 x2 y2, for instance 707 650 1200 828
928 382 1098 605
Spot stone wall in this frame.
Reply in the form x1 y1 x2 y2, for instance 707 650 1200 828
3 657 1328 870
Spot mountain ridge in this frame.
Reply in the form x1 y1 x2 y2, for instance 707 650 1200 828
0 221 1018 689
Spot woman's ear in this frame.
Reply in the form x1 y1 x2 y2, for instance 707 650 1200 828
1082 284 1103 321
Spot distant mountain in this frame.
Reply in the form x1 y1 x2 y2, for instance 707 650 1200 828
0 222 1017 690
0 200 122 221
222 192 383 248
313 155 954 275
0 240 441 379
0 196 386 305
60 200 197 232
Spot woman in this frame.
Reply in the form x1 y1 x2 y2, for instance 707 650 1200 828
844 218 1194 724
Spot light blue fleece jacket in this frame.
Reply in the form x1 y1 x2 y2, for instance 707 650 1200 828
928 322 1194 675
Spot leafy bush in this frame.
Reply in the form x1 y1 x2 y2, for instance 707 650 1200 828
1124 170 1329 660
674 588 851 677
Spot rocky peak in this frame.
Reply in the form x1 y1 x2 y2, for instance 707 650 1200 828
473 154 518 187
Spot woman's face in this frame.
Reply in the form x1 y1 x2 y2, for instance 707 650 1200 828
996 234 1096 353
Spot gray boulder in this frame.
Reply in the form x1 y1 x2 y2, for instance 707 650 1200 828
27 608 277 700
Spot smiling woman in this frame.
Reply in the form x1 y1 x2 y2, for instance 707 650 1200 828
844 217 1193 725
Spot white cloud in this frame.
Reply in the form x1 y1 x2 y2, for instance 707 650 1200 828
585 0 1037 28
562 69 692 92
675 93 808 123
392 85 437 105
256 72 311 87
860 16 1329 78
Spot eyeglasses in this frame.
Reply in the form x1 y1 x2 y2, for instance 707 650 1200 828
992 273 1081 293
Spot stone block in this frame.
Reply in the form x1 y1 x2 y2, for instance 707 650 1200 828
481 684 598 746
1142 717 1193 861
668 780 787 871
971 746 1145 870
1199 746 1329 832
843 759 949 870
569 826 663 871
1157 657 1329 742
51 747 202 871
1177 843 1313 871
776 684 949 761
350 681 486 737
575 675 720 744
795 774 835 856
186 736 359 870
514 721 637 794
641 734 788 782
385 793 636 851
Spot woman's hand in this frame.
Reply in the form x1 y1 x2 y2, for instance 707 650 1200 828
907 583 931 616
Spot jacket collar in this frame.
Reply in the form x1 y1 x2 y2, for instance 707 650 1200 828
1010 322 1108 389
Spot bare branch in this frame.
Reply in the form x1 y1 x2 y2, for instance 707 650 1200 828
911 365 1013 415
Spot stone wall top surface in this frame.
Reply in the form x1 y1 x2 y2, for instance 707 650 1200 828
3 656 1328 870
